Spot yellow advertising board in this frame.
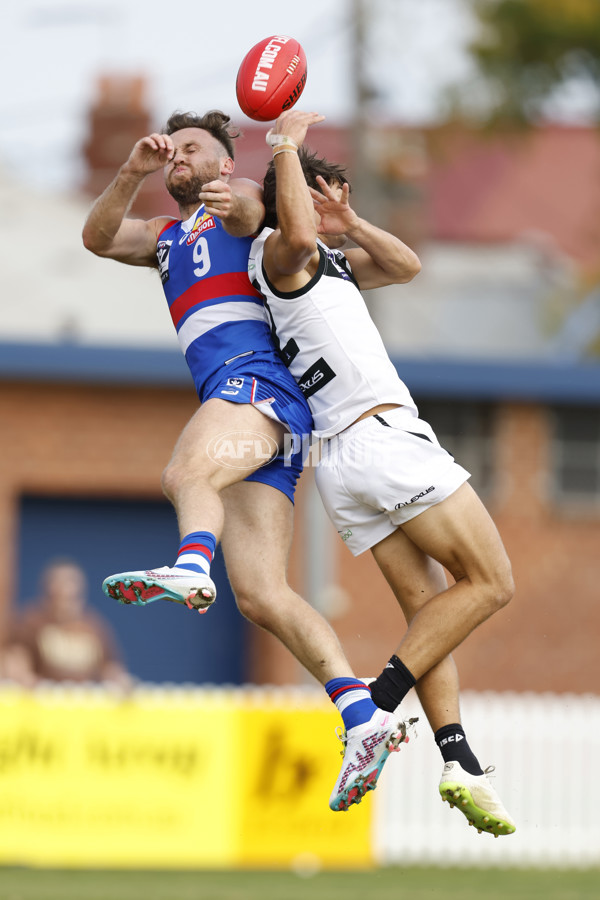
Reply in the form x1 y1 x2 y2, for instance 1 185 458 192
237 701 374 869
0 687 240 868
0 687 374 869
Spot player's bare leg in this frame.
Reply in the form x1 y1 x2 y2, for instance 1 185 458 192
162 398 286 540
220 479 352 683
371 487 516 835
103 399 285 611
221 479 414 811
376 482 514 679
371 530 462 729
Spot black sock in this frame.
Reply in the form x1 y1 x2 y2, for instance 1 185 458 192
434 723 484 776
369 655 416 712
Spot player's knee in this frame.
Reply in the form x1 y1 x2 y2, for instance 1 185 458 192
161 462 179 502
161 458 199 501
234 589 266 625
234 582 285 628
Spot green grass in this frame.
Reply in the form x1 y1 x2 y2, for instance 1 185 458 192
0 867 598 900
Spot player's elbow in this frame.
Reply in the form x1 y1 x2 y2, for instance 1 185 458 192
224 196 265 238
401 251 422 282
81 226 94 252
269 230 315 275
223 209 265 238
286 228 316 260
82 225 108 256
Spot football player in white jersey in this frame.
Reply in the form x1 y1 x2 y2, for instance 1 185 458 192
248 109 516 836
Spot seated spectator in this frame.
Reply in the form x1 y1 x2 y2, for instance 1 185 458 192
2 558 132 689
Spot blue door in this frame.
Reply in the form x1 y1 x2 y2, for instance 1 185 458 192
15 495 248 685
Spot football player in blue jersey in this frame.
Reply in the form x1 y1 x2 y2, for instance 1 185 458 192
83 109 414 812
248 108 516 833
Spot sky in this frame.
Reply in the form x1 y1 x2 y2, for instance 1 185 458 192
0 0 476 191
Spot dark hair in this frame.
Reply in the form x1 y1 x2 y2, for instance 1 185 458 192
262 146 351 229
162 109 240 159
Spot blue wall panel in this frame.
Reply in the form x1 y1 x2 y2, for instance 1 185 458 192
16 496 248 685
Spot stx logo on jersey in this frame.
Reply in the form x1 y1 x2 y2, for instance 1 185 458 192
186 214 216 245
297 357 336 398
156 239 173 285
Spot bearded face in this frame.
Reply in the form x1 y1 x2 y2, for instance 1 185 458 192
167 172 207 206
165 158 221 206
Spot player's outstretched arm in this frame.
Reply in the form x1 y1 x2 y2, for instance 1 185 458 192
262 110 325 285
82 134 175 267
342 221 421 290
310 176 421 290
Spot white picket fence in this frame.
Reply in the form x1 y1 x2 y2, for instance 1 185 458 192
373 690 600 868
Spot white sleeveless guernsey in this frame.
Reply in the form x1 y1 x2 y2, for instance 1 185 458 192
249 228 417 438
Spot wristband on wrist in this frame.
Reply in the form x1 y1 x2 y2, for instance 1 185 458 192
272 146 299 158
265 130 299 150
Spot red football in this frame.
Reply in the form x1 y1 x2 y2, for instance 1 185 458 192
236 35 307 122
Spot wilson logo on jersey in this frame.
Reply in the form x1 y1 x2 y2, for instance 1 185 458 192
297 357 336 398
185 214 216 245
157 239 173 285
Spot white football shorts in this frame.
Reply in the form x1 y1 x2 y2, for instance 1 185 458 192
314 405 471 556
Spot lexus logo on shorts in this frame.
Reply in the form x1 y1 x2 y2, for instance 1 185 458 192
207 431 278 469
394 486 435 509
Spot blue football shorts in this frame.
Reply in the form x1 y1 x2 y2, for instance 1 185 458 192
202 358 314 503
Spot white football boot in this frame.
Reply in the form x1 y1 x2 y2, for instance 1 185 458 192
439 760 516 836
102 566 216 613
329 709 417 811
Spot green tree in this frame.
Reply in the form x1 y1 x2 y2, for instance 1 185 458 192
459 0 600 124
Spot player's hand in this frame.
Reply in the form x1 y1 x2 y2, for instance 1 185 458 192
269 110 325 148
310 176 359 235
198 180 235 218
123 133 175 177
